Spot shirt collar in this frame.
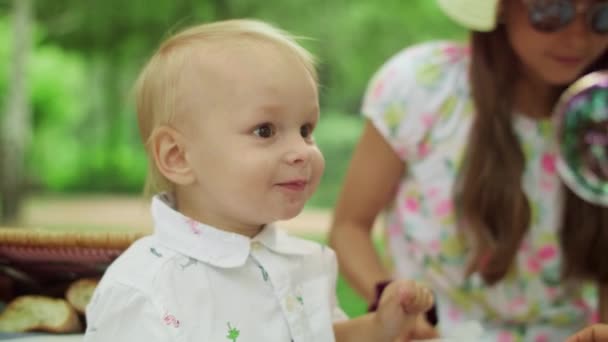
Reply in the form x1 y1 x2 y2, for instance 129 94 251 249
253 223 320 256
151 194 317 268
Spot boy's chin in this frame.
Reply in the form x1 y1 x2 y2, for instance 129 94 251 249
275 206 306 222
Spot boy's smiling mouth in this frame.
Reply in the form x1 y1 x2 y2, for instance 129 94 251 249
276 179 308 191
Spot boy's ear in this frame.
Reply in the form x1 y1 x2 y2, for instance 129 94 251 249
150 126 195 186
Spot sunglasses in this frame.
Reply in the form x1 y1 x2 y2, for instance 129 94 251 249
525 0 608 34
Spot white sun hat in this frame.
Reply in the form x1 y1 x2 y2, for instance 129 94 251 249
437 0 501 32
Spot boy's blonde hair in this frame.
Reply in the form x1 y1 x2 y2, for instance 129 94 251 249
134 19 317 196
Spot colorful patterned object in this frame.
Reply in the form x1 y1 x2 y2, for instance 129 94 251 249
554 70 608 206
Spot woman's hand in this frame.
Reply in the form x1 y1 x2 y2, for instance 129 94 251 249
374 280 435 341
396 314 439 342
566 324 608 342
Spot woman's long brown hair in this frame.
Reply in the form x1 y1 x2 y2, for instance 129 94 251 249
457 26 608 285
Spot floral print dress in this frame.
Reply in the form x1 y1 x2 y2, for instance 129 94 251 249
362 41 596 341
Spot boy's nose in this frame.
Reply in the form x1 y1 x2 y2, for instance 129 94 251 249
284 150 308 165
284 141 311 166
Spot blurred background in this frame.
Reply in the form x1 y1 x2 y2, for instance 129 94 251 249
0 0 465 316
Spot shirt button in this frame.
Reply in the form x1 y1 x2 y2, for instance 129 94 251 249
285 296 296 312
251 241 262 250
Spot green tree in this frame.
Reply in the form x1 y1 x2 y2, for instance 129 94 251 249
0 0 33 223
0 0 467 206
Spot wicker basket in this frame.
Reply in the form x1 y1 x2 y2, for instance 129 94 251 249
0 228 147 264
0 228 148 336
0 227 148 290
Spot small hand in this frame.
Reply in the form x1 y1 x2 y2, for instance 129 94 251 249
375 280 435 341
566 324 608 342
397 315 439 342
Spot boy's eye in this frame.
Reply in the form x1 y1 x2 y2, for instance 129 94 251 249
253 123 276 138
300 123 313 138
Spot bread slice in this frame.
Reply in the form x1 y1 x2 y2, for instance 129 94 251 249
0 295 82 333
66 278 99 314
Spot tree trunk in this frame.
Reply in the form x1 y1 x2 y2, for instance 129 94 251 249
0 0 33 224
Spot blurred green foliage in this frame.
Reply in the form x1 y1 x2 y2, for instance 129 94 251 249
308 114 363 208
0 1 466 207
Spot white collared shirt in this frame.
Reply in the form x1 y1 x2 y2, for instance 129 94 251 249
84 195 346 342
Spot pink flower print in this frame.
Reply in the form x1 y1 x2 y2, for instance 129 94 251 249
428 240 441 255
421 113 435 129
434 199 453 217
545 287 558 300
520 240 531 253
591 310 600 323
388 223 401 237
535 333 550 342
537 245 557 261
498 331 516 342
404 197 420 212
407 243 422 256
395 146 408 160
442 45 469 63
372 79 385 99
447 306 462 321
163 311 180 328
427 186 441 199
541 153 557 175
417 142 430 158
527 257 542 274
540 178 554 192
186 218 202 235
573 299 590 312
507 296 527 313
372 69 395 99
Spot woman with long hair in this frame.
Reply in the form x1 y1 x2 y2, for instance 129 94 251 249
330 0 608 339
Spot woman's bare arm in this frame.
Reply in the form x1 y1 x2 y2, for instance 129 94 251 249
329 120 405 301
